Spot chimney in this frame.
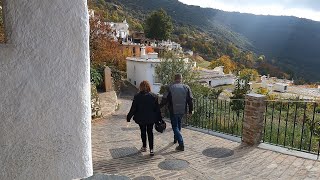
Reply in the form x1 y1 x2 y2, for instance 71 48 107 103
141 46 147 59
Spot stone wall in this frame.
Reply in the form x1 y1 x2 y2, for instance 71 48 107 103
104 66 113 92
0 1 92 179
98 91 118 118
91 85 102 119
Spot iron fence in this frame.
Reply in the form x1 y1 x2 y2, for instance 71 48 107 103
262 100 320 157
171 96 320 158
186 98 245 137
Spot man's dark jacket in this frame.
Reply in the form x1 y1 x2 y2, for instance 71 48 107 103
160 83 193 115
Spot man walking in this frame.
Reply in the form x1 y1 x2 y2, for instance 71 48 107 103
160 74 193 151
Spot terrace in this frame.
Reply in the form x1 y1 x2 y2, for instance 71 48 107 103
88 93 320 179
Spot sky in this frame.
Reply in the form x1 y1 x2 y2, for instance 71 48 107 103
178 0 320 22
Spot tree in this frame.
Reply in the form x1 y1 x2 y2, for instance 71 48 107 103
239 68 259 81
89 15 128 71
256 87 269 95
144 9 173 40
209 55 237 74
230 77 250 113
155 52 198 92
187 82 223 99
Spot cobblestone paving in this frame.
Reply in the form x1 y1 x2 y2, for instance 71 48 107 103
92 98 320 180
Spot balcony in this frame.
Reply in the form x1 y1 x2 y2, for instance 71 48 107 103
89 94 320 179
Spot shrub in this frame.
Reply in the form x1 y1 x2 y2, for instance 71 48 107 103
90 66 103 87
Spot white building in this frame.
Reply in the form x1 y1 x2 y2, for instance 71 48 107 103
186 50 194 56
88 9 95 19
0 1 92 179
126 47 162 94
198 67 236 87
261 75 291 92
158 40 182 52
109 19 129 40
274 83 289 93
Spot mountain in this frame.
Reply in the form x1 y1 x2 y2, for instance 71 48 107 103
104 0 320 82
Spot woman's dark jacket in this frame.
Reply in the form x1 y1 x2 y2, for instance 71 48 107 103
127 91 162 125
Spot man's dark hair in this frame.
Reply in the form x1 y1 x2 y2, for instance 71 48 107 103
174 74 182 82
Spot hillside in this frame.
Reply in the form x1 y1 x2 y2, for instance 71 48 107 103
103 0 320 82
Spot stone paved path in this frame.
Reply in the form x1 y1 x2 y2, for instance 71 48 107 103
91 98 320 180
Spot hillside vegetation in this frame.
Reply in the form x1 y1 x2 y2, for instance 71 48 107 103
90 0 320 82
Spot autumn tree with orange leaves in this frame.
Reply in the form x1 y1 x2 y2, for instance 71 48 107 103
89 15 129 71
209 55 237 74
0 2 5 43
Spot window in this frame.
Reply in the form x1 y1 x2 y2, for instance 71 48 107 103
153 74 161 84
0 0 5 43
133 47 136 56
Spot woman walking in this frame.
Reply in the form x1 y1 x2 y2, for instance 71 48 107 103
127 81 161 156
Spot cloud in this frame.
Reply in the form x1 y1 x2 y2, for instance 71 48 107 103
179 0 320 21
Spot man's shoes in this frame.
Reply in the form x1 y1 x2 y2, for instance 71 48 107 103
173 139 177 144
175 145 184 151
150 149 154 156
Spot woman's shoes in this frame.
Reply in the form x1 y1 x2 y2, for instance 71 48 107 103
150 149 154 156
141 147 154 156
140 147 147 152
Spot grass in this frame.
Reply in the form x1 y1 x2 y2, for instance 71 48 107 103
187 99 244 137
197 60 211 68
263 102 320 154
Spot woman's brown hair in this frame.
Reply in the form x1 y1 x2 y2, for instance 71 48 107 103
139 81 151 92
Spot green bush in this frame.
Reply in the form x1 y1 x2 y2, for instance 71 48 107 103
90 66 103 87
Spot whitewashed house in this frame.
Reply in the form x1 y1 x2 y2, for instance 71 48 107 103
261 75 291 92
274 83 289 93
109 19 129 41
126 47 161 94
186 50 194 56
198 67 236 87
88 9 95 19
158 40 182 52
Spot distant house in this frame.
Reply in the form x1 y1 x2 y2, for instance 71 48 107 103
198 67 236 87
126 47 161 94
120 44 142 57
158 40 182 53
108 19 129 41
185 50 194 56
274 83 288 93
89 11 128 42
261 75 291 93
88 9 95 19
131 31 145 44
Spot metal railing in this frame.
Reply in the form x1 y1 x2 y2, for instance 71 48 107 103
186 98 245 137
262 100 320 157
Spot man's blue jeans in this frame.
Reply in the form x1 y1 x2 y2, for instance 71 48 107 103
170 114 184 146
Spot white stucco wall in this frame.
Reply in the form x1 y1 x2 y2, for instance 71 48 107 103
207 77 235 87
126 59 161 94
0 1 92 180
